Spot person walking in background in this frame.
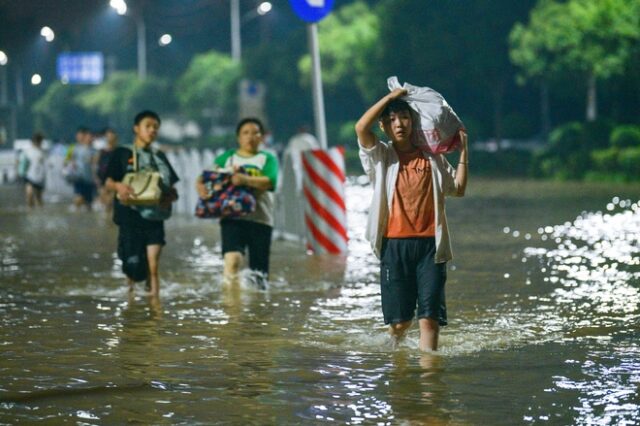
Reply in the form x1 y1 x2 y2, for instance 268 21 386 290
65 127 98 211
196 118 279 289
355 88 468 352
105 111 179 297
18 132 47 208
96 128 119 214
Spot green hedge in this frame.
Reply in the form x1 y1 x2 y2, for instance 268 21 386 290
590 147 618 172
619 146 640 178
610 125 640 149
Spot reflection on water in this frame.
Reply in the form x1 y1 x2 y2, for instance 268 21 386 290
1 180 639 424
520 196 640 424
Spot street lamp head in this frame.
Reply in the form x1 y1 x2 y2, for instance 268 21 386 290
159 34 172 47
40 26 55 42
109 0 127 15
31 74 42 85
0 51 7 66
257 2 272 15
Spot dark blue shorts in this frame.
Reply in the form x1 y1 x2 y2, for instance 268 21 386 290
25 178 45 191
380 237 447 326
117 218 165 282
73 180 96 203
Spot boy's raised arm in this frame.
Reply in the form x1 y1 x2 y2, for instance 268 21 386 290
454 129 469 196
355 88 407 149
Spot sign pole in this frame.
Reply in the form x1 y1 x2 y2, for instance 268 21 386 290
307 23 328 150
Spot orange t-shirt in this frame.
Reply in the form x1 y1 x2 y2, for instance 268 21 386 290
385 148 435 238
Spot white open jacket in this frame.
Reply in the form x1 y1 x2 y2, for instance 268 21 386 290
359 139 463 263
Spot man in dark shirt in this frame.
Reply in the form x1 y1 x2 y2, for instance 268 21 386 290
104 110 179 297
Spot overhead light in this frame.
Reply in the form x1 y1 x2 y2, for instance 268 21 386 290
159 34 172 46
31 74 42 85
0 51 7 66
40 26 55 42
109 0 127 15
257 2 272 15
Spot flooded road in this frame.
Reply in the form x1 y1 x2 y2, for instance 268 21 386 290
1 178 639 424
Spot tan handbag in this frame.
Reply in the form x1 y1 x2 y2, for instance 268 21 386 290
118 148 163 206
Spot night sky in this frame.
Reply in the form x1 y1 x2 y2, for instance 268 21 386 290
0 0 300 81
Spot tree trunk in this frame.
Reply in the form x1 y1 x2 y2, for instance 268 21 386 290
540 81 551 140
586 73 597 122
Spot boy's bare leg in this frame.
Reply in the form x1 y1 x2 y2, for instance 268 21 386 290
149 295 162 319
127 277 135 293
223 252 243 286
418 318 440 351
34 188 43 207
389 321 412 348
146 244 163 296
25 184 34 208
73 195 84 209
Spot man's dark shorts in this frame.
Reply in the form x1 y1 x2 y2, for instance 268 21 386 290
25 178 45 191
73 180 96 204
380 237 447 326
117 216 165 282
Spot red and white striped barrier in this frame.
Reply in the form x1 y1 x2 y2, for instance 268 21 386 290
301 147 348 254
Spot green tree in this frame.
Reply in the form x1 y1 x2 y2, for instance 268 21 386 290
509 0 568 136
510 0 640 122
175 50 241 130
243 37 311 140
76 71 173 129
375 0 535 142
32 82 95 138
298 1 382 104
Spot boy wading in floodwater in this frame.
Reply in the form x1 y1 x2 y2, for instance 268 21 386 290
355 88 468 351
104 111 179 297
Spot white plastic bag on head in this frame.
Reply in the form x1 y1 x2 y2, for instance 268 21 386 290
387 76 464 154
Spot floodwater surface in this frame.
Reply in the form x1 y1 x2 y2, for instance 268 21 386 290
1 178 639 424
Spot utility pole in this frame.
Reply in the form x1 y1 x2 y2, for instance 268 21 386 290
136 13 146 79
230 0 241 63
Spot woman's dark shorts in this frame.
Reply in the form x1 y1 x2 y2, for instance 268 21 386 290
380 237 447 326
220 218 272 275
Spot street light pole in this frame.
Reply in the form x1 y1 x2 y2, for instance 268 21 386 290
230 0 241 62
0 62 7 106
110 0 146 79
136 13 147 79
15 66 23 107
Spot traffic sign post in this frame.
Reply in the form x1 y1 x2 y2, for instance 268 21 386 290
289 0 334 150
307 24 327 150
289 0 334 23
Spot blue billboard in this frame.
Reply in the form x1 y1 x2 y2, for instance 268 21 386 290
56 52 104 85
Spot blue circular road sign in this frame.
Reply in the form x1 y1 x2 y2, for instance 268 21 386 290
289 0 334 23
